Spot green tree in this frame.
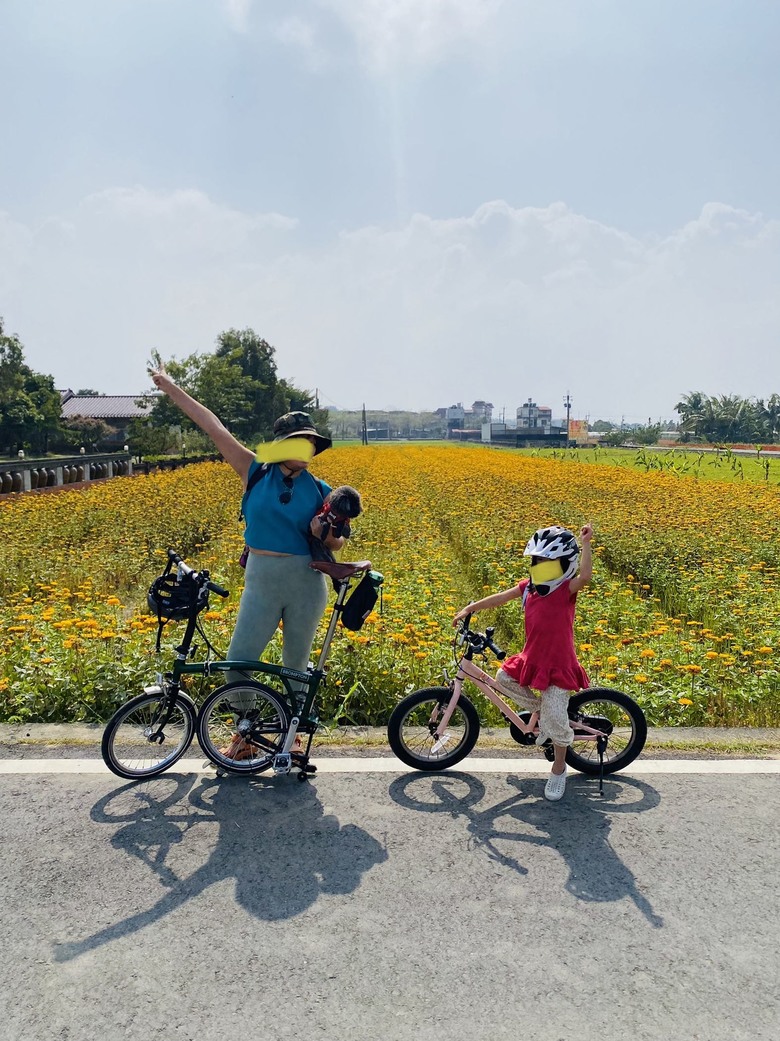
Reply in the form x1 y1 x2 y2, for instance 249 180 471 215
675 391 780 444
57 417 112 452
0 318 62 455
144 329 328 447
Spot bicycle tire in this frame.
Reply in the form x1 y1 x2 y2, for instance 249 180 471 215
101 691 196 780
387 686 480 771
197 681 291 775
565 687 647 775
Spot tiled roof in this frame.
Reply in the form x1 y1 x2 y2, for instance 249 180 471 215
60 395 158 420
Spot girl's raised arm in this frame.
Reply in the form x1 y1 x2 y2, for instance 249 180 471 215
569 523 593 594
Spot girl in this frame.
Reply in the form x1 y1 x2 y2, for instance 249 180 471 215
453 523 593 800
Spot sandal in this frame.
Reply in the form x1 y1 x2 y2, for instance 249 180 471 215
219 733 303 759
219 734 258 761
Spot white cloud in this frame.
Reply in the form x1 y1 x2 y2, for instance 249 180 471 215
223 0 253 33
318 0 505 73
2 189 778 420
274 15 329 71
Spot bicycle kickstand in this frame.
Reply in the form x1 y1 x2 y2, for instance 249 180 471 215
597 735 607 796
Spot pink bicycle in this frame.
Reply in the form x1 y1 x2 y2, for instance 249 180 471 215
387 614 647 790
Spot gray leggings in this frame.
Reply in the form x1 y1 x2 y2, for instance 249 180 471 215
226 552 328 710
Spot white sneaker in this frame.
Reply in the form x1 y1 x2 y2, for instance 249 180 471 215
544 767 567 801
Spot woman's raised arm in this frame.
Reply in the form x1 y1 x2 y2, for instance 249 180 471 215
150 365 255 484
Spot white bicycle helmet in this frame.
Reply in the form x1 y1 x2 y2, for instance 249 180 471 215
523 526 579 596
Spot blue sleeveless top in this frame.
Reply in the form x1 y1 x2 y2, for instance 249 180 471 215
242 462 331 556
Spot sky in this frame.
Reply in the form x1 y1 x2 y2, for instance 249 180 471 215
1 0 778 424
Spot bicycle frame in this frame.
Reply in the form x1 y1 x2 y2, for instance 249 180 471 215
158 559 366 766
434 656 610 746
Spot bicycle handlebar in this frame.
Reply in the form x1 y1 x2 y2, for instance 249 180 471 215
166 547 229 598
455 618 506 660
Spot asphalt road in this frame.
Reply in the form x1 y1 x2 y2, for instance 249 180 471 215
1 765 778 1041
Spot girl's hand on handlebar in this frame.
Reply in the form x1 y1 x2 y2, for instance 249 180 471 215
452 605 473 628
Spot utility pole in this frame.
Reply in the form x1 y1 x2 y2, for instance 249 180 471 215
361 403 368 445
563 393 572 445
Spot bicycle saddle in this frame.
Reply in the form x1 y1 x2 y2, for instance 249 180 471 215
309 560 372 579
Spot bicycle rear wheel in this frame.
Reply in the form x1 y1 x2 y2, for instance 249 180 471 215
101 691 196 779
565 688 647 775
197 681 291 774
387 687 480 771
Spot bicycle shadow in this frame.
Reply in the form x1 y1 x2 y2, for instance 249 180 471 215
53 772 388 963
389 771 664 928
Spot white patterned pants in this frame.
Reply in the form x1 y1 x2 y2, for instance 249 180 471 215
495 668 575 747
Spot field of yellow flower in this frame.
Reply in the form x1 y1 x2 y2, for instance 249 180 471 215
1 444 778 725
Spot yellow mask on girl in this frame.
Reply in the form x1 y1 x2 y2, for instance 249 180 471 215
529 559 564 585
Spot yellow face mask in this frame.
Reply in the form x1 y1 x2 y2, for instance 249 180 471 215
255 437 315 464
529 559 564 585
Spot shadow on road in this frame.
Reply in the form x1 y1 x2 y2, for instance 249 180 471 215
53 773 387 962
389 771 664 928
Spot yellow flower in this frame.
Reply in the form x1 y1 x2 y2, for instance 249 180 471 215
678 697 693 705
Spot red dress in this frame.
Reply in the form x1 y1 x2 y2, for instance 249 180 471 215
501 579 589 692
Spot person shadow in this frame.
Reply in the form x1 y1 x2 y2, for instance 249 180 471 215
389 771 664 928
53 773 388 963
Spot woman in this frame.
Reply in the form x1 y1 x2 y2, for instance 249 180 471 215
150 364 344 759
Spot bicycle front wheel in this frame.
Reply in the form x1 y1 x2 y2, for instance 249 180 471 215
566 688 647 775
387 687 480 771
101 691 196 779
197 681 291 774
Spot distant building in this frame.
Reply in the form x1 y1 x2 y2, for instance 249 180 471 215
59 391 158 446
470 400 494 422
517 399 552 431
435 400 493 434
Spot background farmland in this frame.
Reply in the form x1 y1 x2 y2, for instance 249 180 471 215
2 443 778 726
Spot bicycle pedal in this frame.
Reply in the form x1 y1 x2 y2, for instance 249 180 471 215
272 753 292 775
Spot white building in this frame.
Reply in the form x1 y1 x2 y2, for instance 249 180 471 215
517 399 552 431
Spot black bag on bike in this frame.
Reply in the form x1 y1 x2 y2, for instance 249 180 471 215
341 570 384 631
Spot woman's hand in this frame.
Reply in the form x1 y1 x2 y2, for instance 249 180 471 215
148 354 177 396
452 605 473 627
580 522 593 543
